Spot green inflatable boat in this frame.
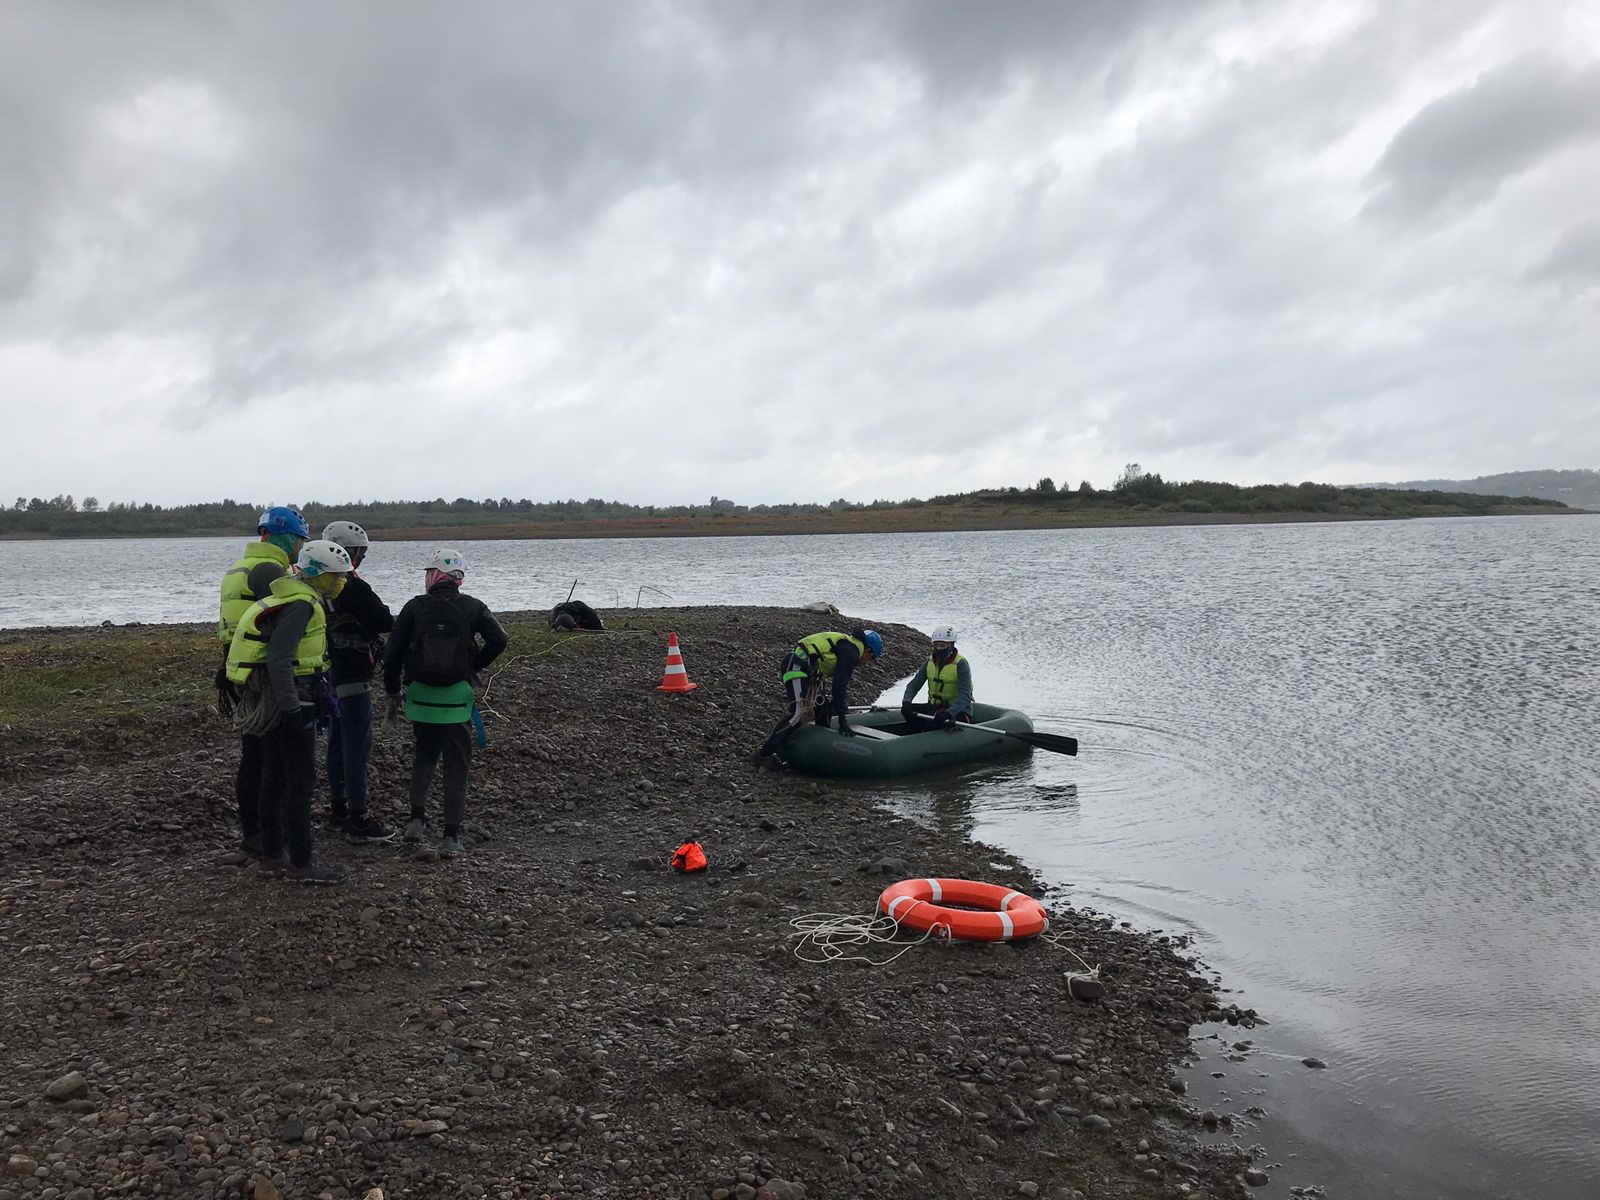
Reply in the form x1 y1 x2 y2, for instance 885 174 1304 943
778 702 1035 779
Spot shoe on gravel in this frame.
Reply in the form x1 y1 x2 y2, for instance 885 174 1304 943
284 861 345 885
240 836 265 858
325 808 348 828
257 850 288 875
440 834 464 858
343 814 393 842
403 817 427 843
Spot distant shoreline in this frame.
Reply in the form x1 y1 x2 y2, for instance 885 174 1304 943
0 504 1580 542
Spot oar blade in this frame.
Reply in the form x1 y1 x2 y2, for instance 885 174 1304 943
1008 729 1078 756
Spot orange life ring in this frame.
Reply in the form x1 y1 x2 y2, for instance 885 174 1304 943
878 877 1048 942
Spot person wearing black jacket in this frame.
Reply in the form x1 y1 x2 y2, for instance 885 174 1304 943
383 548 508 858
320 520 395 840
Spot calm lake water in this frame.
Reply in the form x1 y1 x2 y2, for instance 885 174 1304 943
4 516 1598 1198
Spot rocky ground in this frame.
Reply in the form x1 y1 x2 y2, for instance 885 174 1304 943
1 608 1259 1200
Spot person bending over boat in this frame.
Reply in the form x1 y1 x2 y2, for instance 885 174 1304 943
756 628 885 761
901 625 973 731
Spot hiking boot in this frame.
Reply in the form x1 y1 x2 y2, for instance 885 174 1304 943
284 861 345 886
403 817 427 843
343 814 393 842
439 834 464 858
239 835 265 858
257 849 288 875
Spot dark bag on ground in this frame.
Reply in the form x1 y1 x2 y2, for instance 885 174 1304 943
550 600 605 632
407 594 475 685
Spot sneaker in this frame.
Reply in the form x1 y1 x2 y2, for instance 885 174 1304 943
343 814 393 842
403 817 427 843
440 834 464 858
284 861 345 886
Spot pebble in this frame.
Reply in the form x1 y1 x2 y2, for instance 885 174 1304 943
1019 1182 1040 1197
5 1157 37 1178
43 1073 87 1102
1080 1114 1112 1132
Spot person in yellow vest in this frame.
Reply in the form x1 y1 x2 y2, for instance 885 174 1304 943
900 625 973 730
756 628 885 762
226 538 352 885
216 505 309 859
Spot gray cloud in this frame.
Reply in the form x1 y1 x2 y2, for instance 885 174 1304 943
1368 55 1600 221
1 1 1597 504
1529 221 1600 285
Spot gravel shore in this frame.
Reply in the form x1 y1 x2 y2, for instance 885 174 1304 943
1 607 1254 1199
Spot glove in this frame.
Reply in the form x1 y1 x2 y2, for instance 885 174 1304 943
901 703 915 723
837 716 856 738
932 709 953 729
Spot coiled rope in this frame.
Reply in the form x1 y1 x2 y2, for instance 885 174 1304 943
790 903 1103 986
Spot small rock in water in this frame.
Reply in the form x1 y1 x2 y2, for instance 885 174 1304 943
1301 1057 1328 1069
1244 1167 1270 1187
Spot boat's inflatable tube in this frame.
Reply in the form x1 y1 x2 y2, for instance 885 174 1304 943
878 877 1049 942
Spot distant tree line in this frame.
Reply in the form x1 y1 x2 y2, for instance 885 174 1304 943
0 467 1568 538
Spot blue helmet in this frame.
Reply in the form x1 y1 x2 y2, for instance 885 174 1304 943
861 629 884 658
257 505 310 538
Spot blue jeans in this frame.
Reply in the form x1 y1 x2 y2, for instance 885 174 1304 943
326 690 373 818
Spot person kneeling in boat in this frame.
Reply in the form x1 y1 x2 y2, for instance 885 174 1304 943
901 625 973 732
756 628 885 761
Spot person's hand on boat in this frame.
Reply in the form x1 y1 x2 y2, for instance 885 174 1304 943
932 709 954 730
901 703 915 723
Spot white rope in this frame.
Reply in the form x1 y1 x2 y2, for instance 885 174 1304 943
1039 926 1103 989
789 910 946 966
789 905 1104 985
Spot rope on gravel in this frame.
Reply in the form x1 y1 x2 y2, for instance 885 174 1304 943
1039 927 1103 990
790 908 1104 986
789 911 944 966
476 630 656 718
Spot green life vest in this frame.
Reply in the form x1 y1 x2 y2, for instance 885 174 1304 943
926 654 966 706
218 542 291 645
405 680 475 724
226 575 328 684
795 631 865 677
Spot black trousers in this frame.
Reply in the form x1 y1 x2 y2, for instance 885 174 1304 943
236 732 266 843
261 711 318 868
411 721 471 828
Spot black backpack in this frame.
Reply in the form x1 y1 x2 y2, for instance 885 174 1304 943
407 593 475 686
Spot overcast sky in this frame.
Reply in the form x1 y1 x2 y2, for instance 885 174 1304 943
2 0 1597 507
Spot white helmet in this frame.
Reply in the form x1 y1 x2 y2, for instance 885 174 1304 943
296 539 354 577
424 547 466 575
930 624 958 644
320 519 369 550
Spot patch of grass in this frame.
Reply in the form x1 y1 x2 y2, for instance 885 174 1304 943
0 627 216 728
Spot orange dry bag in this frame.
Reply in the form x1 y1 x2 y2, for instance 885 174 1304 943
670 841 708 872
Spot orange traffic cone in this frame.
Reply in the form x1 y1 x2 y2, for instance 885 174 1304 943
656 632 699 693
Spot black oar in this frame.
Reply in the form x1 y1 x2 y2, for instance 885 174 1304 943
850 707 1078 757
988 727 1078 756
